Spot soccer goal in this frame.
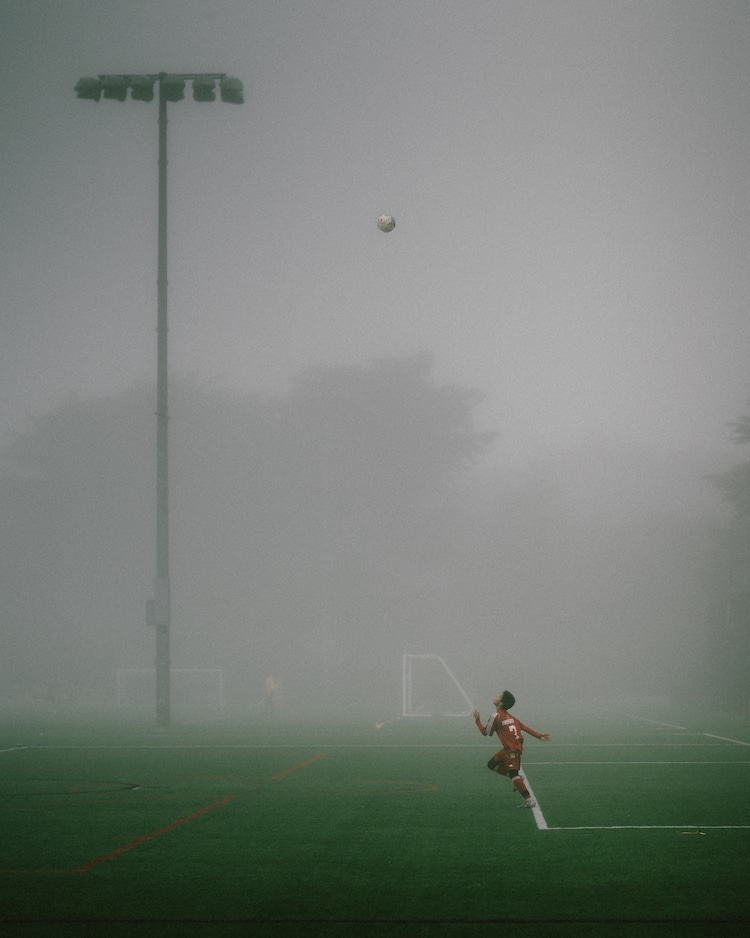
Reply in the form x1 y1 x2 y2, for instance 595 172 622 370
401 654 473 717
116 669 227 710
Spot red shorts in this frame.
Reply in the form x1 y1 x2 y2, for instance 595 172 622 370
491 748 522 776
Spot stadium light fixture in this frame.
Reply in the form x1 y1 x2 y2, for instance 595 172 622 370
192 76 216 102
75 72 244 728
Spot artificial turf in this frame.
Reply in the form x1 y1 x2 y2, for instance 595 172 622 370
0 706 748 936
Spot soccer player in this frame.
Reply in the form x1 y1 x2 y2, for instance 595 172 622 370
473 691 550 808
263 674 275 715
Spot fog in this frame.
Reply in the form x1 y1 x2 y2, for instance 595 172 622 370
0 361 739 719
1 1 749 721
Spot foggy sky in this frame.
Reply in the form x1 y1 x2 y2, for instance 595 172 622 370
2 0 749 472
1 1 749 715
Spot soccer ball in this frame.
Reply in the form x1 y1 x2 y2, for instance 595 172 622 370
377 214 396 233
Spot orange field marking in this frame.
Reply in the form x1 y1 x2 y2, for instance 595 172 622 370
1 752 326 875
71 794 237 873
269 753 326 781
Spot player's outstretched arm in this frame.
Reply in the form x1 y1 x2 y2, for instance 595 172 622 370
519 721 550 741
472 709 489 734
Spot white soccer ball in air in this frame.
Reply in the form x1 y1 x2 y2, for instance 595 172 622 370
377 214 396 232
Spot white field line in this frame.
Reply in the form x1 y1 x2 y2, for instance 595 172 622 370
546 825 750 831
519 773 548 830
18 734 750 752
23 742 738 750
15 743 521 750
7 741 747 833
507 743 736 747
615 712 687 730
530 737 750 831
526 760 750 765
529 752 750 831
704 733 750 746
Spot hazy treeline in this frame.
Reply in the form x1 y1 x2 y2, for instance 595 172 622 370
706 412 750 714
0 355 737 717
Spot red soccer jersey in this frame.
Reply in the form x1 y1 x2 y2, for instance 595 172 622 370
475 709 543 751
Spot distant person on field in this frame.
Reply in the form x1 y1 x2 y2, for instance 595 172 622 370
473 691 550 808
263 674 275 715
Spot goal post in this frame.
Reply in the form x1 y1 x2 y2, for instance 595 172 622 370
401 654 473 717
117 669 226 710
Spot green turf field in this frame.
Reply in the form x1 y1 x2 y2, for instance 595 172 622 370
1 705 748 936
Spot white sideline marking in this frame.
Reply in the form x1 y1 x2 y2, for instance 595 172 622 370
520 774 548 830
546 825 750 831
612 712 687 730
527 760 750 765
518 743 729 747
530 742 741 747
704 733 750 746
0 747 28 753
25 742 734 750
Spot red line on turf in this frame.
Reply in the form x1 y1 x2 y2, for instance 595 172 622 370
4 756 324 875
70 794 236 873
268 753 326 781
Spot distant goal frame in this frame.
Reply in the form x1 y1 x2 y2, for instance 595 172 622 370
401 654 474 718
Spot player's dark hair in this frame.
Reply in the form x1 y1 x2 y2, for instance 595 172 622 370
501 691 515 709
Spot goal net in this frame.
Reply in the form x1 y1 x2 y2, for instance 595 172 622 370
116 669 226 710
401 654 473 717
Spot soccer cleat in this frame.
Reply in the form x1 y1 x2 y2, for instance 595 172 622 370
518 798 536 808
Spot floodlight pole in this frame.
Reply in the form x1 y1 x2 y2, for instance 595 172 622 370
75 71 243 728
155 76 170 729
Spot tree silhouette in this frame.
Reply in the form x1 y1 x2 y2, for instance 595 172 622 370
704 405 750 713
0 356 493 712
